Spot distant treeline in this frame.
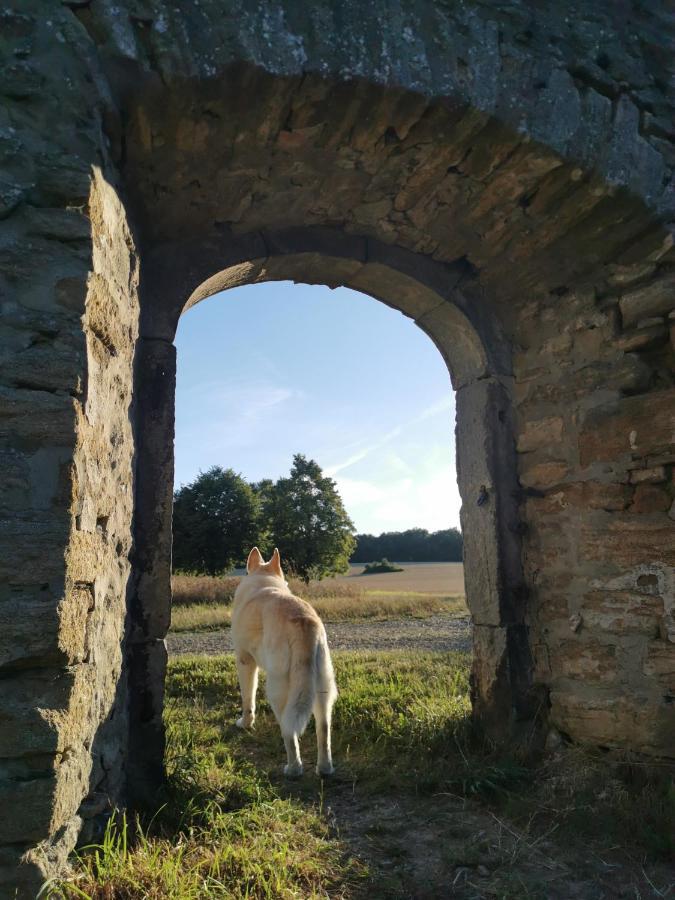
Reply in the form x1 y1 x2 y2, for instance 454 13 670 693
351 527 463 563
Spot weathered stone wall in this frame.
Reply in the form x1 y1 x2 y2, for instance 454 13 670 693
68 169 139 840
0 0 674 893
0 7 139 894
515 283 675 752
74 0 675 219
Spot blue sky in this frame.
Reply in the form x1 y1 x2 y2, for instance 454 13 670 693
174 282 461 535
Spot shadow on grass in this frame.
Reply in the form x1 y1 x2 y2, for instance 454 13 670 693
165 651 675 872
49 651 674 899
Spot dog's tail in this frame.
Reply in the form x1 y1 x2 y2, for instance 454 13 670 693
314 633 338 708
283 622 336 737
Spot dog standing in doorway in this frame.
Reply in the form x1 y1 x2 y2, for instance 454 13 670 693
231 547 338 777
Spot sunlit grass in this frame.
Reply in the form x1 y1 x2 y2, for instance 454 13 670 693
49 651 674 899
50 802 356 899
165 652 473 793
50 651 471 898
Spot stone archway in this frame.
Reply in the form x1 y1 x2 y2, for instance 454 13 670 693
1 2 674 893
127 228 531 803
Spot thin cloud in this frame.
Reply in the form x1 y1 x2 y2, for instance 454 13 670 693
326 395 454 477
176 379 297 453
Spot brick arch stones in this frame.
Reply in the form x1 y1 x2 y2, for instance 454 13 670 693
1 1 674 893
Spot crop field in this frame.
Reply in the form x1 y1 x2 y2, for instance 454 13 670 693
170 563 467 635
331 561 466 594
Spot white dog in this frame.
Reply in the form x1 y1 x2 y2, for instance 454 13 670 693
231 547 338 777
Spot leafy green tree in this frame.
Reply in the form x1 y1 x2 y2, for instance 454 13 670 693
263 454 355 582
172 467 262 574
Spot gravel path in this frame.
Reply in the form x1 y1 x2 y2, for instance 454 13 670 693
167 614 472 656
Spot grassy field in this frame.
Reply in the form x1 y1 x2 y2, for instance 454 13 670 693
170 565 468 634
51 652 674 899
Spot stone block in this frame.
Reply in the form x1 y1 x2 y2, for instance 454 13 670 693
0 340 84 394
24 207 92 243
619 272 675 327
0 514 70 592
550 690 674 755
553 639 617 682
519 460 569 488
0 596 65 669
615 323 668 352
0 846 45 900
0 386 78 445
580 514 675 567
127 639 168 805
643 641 675 691
516 415 564 452
579 390 675 466
130 339 175 641
529 481 630 512
0 776 55 843
0 669 77 758
629 484 671 514
582 591 663 637
19 814 82 899
55 276 88 313
471 624 509 723
629 465 668 484
457 378 523 626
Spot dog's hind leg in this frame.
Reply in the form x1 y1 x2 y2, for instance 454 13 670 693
314 638 337 776
267 675 303 777
313 693 335 776
235 652 258 728
281 728 303 778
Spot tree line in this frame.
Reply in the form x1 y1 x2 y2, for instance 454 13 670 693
351 527 462 563
172 455 463 580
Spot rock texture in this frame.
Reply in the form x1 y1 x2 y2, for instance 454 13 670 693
0 0 674 893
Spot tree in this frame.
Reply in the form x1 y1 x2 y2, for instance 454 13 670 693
350 527 463 562
263 454 356 582
172 467 262 574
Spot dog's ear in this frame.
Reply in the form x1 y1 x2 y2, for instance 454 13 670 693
247 547 263 573
270 547 283 577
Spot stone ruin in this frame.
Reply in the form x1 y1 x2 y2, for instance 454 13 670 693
0 0 673 893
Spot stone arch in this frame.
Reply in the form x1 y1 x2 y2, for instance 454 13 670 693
1 1 674 893
127 228 529 801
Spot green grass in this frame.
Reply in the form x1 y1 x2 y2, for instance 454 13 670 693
163 651 474 794
50 651 675 899
170 590 467 633
50 652 472 899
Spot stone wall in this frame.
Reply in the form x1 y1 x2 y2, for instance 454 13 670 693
0 7 139 893
515 282 675 752
0 0 673 893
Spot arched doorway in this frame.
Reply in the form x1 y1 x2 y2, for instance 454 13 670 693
127 231 531 802
3 10 673 888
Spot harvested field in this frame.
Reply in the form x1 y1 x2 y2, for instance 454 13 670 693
334 560 465 593
170 562 467 634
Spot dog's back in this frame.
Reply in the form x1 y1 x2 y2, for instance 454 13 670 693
231 548 337 777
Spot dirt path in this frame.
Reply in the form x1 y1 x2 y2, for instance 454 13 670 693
320 787 675 899
166 613 473 656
